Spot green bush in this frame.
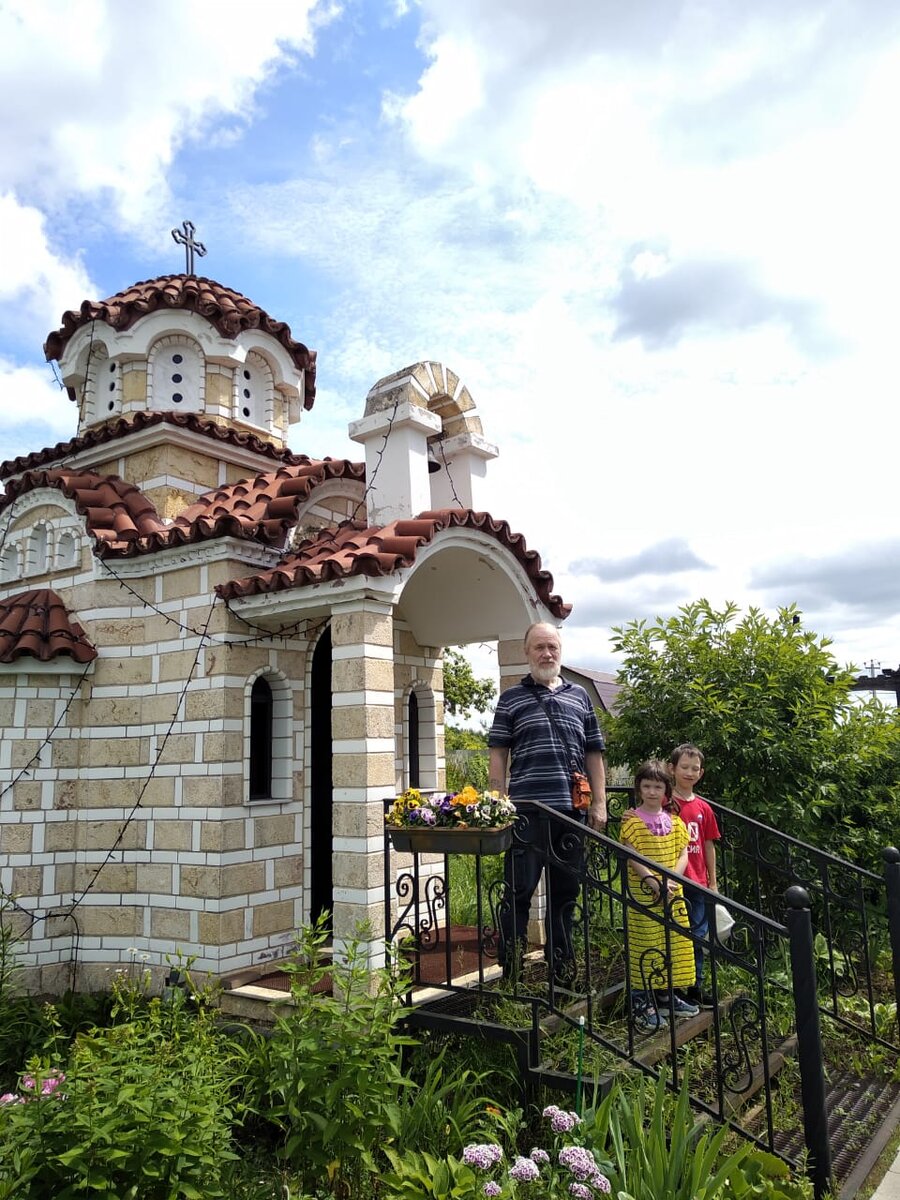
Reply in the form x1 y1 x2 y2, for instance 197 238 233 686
581 1070 812 1200
248 919 416 1197
0 971 247 1199
446 726 490 794
395 1048 520 1159
605 601 900 867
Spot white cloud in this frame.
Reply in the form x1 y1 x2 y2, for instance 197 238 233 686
3 0 899 675
0 194 96 340
0 360 76 464
0 0 339 420
0 0 336 228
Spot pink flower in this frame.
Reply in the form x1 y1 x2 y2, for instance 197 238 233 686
20 1075 36 1092
41 1072 65 1095
509 1157 540 1182
0 1093 22 1105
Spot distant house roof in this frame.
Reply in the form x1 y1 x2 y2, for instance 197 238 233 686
561 664 621 714
0 589 97 664
850 666 899 703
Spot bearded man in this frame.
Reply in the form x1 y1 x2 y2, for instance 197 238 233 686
488 622 607 985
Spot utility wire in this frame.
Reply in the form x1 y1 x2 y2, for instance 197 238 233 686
65 596 216 915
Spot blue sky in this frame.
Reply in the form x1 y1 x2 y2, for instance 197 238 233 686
2 0 900 680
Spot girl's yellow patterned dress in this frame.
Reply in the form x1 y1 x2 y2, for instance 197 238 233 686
620 813 695 991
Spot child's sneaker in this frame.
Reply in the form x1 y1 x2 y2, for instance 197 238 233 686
685 985 716 1010
632 1002 668 1032
671 993 700 1018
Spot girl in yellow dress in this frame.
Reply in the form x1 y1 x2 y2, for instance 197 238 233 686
620 760 698 1031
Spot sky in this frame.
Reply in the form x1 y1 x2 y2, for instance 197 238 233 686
1 0 899 684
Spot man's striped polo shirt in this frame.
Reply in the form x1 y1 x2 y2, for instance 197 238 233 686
488 675 605 809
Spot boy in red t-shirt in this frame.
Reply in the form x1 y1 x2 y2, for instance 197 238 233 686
667 743 720 1008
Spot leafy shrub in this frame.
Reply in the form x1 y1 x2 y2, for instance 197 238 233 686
394 1049 520 1160
382 1103 612 1198
605 601 900 868
248 919 416 1196
0 970 247 1199
581 1070 812 1200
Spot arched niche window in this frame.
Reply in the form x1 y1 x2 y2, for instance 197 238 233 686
27 523 50 575
408 692 420 787
244 669 293 803
235 350 272 429
250 676 274 799
80 342 119 424
0 541 19 583
55 529 80 571
148 335 204 413
405 683 437 791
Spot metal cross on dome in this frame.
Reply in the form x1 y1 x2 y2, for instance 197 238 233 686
171 220 207 275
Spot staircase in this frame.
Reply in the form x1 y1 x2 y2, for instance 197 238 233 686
384 790 900 1200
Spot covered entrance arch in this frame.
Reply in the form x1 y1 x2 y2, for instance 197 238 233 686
224 508 570 962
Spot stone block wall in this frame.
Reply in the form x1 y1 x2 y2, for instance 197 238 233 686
0 547 308 990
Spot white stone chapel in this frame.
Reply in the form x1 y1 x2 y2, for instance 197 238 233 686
0 272 570 991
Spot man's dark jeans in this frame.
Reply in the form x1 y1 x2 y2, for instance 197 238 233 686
499 807 585 982
684 885 708 984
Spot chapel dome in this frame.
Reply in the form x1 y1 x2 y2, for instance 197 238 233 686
42 274 316 443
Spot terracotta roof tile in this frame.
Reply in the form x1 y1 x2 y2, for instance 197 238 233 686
217 508 570 618
160 459 366 551
0 588 97 664
0 460 365 558
43 274 316 407
0 411 313 480
0 469 167 550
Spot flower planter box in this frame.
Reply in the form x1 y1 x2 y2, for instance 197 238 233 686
387 824 514 856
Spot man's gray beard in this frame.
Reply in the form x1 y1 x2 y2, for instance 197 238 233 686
532 664 560 685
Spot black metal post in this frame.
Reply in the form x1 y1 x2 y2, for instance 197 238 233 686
882 848 900 1036
784 885 832 1200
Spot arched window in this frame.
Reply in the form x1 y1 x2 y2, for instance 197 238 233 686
408 692 420 788
148 336 204 413
249 676 274 800
244 669 293 803
28 523 49 575
234 351 272 428
80 343 119 425
55 530 79 571
0 541 19 583
405 683 437 791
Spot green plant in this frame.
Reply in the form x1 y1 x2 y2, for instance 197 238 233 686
395 1049 519 1159
582 1069 785 1200
383 1102 613 1198
0 970 247 1199
443 651 496 722
605 601 900 870
446 726 490 793
249 918 416 1197
381 1148 482 1199
448 854 504 926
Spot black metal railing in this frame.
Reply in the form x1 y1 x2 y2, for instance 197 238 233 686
382 797 900 1199
603 787 900 1052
